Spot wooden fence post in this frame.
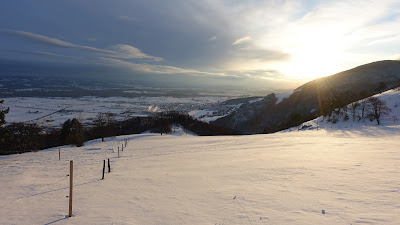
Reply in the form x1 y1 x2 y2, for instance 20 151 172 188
69 160 73 217
59 149 61 161
122 144 124 151
102 160 105 180
108 159 111 173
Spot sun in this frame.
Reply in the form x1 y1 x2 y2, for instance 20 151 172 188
281 32 347 81
285 49 343 80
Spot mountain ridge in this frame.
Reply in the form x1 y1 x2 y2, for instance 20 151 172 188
212 60 400 134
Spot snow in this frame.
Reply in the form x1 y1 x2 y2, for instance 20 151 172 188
1 89 400 224
248 98 263 104
188 109 214 118
168 125 197 136
1 124 400 224
1 96 228 128
201 115 226 123
287 89 400 132
2 95 268 127
188 109 230 123
275 93 291 105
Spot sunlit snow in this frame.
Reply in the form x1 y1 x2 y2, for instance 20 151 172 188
1 125 400 224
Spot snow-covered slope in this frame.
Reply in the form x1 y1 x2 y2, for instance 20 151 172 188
286 88 400 132
1 124 400 224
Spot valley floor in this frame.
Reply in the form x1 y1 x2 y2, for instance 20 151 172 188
1 126 399 224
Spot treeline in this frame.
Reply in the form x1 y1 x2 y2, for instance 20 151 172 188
0 109 237 155
320 96 392 125
88 111 238 139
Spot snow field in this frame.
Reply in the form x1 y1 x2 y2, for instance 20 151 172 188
1 96 229 128
1 127 400 224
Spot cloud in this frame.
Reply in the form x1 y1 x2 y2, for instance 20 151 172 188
2 0 399 88
0 29 239 79
98 55 289 83
184 0 400 80
240 69 286 79
107 44 163 61
234 47 290 62
98 57 234 77
232 36 251 45
11 50 78 59
1 29 77 48
366 35 400 46
349 15 400 46
0 29 162 61
213 47 290 74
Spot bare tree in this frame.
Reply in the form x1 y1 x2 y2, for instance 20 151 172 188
95 112 116 141
367 97 391 125
360 100 367 119
105 112 115 125
351 101 360 121
96 112 106 127
392 115 398 123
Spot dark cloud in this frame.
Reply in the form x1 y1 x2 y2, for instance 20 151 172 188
0 0 297 89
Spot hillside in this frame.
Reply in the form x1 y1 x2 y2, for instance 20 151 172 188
1 123 400 224
286 88 400 132
212 60 400 134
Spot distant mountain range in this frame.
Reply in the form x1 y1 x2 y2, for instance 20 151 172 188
212 60 400 134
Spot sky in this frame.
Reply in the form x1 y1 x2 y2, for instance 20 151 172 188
1 0 400 90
